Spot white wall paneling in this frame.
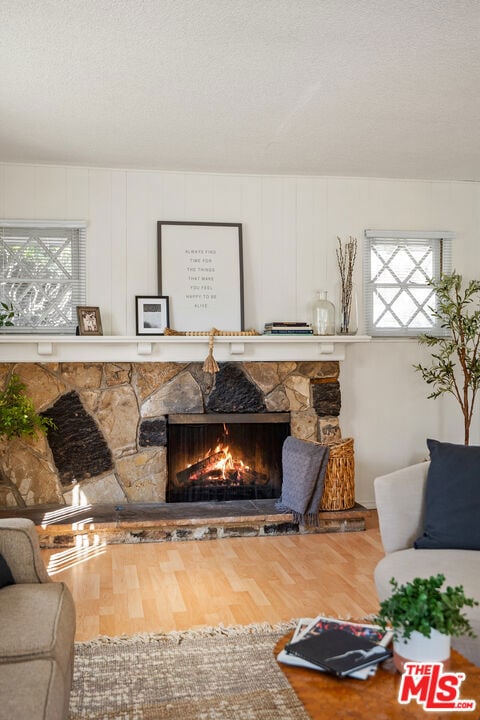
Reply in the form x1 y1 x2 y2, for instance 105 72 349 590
66 167 90 220
238 176 263 329
110 171 127 336
1 163 480 506
32 166 68 218
88 170 116 334
1 164 36 217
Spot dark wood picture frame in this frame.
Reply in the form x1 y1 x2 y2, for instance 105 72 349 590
135 295 169 335
76 306 103 336
157 221 244 332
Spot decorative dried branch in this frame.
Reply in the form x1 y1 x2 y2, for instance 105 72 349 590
336 236 357 334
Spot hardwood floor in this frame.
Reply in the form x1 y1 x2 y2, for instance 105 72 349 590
41 516 384 642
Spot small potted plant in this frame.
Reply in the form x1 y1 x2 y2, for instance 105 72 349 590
0 374 55 441
0 301 14 329
375 574 478 672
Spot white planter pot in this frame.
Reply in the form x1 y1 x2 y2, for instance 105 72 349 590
393 629 451 673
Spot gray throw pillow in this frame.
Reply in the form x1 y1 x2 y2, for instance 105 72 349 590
414 438 480 550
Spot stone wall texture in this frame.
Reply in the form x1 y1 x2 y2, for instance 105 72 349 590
0 360 341 508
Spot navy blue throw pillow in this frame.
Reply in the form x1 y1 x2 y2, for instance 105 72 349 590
0 553 15 588
415 438 480 550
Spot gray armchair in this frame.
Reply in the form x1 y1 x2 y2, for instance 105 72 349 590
0 518 76 720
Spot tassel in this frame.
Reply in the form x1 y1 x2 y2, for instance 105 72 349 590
202 328 219 374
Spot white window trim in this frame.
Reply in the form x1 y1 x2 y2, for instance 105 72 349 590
0 220 87 229
364 229 453 337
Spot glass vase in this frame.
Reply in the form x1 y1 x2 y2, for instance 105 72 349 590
336 283 358 335
312 290 335 335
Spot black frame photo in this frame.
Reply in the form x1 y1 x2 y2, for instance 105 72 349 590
157 221 244 332
77 306 103 336
135 296 169 335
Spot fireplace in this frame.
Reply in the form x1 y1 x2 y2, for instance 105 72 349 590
167 413 290 503
1 360 342 510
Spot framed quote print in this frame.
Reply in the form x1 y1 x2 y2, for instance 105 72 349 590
157 221 244 332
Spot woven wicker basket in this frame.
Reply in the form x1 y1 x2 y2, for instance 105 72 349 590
320 438 355 511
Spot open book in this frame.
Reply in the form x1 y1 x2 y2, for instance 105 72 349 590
277 615 393 680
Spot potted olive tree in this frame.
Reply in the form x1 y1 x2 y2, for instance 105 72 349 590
414 272 480 445
375 574 478 672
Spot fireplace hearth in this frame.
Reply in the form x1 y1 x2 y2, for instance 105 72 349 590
167 413 290 503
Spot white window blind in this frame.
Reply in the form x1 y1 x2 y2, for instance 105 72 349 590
364 230 453 337
0 220 86 334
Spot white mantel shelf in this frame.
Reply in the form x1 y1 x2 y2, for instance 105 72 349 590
0 334 371 363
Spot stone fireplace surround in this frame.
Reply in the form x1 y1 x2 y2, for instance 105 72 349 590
0 360 342 510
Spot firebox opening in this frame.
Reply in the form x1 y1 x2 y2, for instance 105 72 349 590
167 413 290 503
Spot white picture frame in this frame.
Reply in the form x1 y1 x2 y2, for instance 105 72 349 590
135 296 169 335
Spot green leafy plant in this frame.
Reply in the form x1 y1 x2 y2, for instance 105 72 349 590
375 574 478 641
0 302 14 328
414 272 480 445
0 374 55 440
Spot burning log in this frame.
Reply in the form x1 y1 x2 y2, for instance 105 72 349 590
231 467 268 485
176 458 269 487
176 451 227 486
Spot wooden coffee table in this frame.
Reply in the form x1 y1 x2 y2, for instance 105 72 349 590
275 633 480 719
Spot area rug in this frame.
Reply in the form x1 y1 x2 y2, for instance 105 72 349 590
70 621 310 720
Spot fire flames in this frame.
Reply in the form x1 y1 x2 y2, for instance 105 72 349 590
182 424 256 485
176 424 268 489
187 442 250 483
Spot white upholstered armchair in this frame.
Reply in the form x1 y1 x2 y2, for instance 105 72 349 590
374 462 480 666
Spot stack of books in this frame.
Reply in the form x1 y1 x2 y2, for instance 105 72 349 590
264 322 313 335
277 615 393 680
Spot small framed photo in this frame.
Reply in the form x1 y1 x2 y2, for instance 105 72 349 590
136 296 169 335
77 306 103 336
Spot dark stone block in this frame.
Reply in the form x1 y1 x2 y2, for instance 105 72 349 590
172 528 193 539
139 418 167 447
42 391 113 485
264 522 299 535
206 363 266 413
311 381 341 416
222 525 258 537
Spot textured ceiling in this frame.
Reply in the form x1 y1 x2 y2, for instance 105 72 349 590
1 0 479 180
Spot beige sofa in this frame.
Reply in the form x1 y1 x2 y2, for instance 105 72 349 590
374 462 480 666
0 518 76 720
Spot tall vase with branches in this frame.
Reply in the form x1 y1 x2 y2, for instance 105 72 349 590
336 236 358 335
414 272 480 445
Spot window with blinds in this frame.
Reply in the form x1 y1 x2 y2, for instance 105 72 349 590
0 220 86 334
364 230 453 337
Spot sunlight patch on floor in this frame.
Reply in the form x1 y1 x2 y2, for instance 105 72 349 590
47 537 106 575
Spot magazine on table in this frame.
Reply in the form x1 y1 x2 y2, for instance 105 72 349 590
285 628 392 678
277 615 393 680
291 617 313 643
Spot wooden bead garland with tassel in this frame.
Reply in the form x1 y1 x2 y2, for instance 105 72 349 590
164 327 259 374
203 328 220 374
